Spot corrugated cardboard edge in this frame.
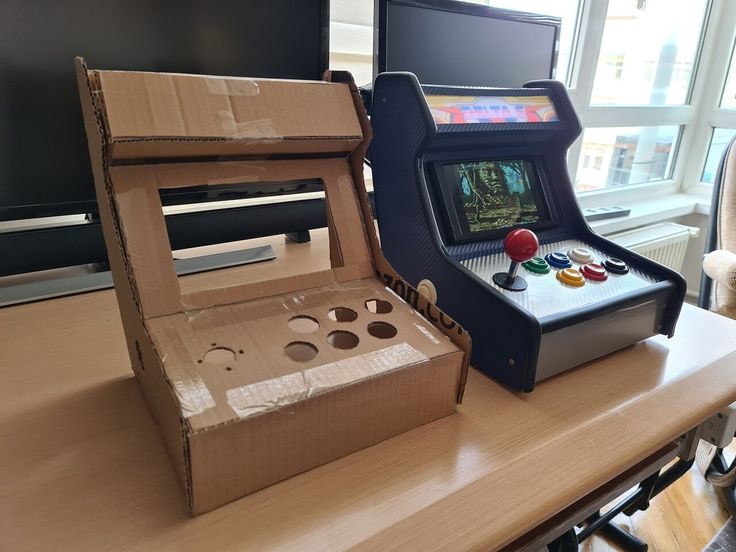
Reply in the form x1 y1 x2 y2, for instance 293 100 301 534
324 70 471 402
75 57 196 512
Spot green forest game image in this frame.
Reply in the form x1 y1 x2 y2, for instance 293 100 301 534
447 160 547 233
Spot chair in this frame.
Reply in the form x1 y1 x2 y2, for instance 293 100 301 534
700 135 736 317
698 136 736 517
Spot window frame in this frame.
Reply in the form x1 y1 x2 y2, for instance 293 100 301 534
682 0 736 196
565 0 718 205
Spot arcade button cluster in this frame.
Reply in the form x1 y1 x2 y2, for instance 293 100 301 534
493 229 631 291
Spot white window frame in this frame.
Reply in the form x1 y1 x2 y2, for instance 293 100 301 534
564 0 736 209
680 0 736 197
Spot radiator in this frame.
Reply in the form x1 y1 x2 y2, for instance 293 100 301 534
605 222 699 272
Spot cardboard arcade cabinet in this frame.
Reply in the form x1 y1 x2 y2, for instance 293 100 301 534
76 58 469 514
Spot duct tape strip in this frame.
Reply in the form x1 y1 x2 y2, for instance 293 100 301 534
413 322 441 344
218 112 281 140
205 77 260 97
172 374 217 418
226 342 428 418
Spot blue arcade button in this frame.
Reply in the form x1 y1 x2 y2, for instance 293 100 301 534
545 252 573 269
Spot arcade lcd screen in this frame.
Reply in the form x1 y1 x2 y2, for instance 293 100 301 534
438 159 551 242
377 0 560 87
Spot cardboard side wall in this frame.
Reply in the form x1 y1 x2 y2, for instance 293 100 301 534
75 58 191 497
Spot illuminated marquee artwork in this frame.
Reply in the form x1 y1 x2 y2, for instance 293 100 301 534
426 94 560 125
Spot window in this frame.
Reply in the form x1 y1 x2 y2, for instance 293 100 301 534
330 0 736 201
695 18 736 190
590 0 708 106
575 126 679 191
702 128 736 183
570 0 712 194
721 47 736 109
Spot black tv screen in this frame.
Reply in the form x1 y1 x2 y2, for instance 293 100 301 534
0 0 328 221
437 159 552 242
377 0 559 87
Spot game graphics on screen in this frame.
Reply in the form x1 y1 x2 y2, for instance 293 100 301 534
446 160 544 232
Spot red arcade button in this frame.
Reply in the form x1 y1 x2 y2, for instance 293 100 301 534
581 263 608 281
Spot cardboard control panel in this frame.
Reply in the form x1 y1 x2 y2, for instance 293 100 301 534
369 72 686 392
76 59 469 514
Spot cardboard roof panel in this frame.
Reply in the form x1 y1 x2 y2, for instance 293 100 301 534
95 71 363 160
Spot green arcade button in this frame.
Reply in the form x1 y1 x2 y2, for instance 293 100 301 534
522 256 551 274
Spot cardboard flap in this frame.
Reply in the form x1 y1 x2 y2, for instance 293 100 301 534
92 70 364 160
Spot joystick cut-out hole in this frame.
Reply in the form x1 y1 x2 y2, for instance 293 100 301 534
284 341 319 363
287 315 320 333
328 307 358 322
327 330 360 350
367 321 398 339
203 346 236 364
365 299 393 314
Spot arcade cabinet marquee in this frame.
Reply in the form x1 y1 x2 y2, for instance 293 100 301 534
369 72 686 392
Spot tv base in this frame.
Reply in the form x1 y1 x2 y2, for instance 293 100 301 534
0 245 276 307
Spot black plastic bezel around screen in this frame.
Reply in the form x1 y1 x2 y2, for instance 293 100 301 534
431 156 559 244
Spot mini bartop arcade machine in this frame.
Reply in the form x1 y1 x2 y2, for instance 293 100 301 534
369 72 686 392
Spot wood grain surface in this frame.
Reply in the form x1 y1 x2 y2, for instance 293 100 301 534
2 231 736 551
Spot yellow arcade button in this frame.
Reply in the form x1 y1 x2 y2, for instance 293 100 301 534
556 267 585 287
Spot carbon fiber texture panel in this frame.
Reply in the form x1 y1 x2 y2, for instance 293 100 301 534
461 239 658 319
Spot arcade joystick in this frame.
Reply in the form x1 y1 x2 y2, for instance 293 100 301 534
493 228 539 291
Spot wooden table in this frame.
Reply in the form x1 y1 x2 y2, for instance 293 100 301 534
3 233 736 551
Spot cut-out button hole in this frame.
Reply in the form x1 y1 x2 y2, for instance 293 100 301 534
287 315 320 333
367 321 398 339
365 299 393 314
328 307 358 322
285 341 319 362
327 330 359 350
203 346 236 364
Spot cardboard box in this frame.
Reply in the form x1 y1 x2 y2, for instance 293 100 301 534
75 58 470 514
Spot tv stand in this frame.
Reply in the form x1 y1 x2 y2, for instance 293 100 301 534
0 245 275 307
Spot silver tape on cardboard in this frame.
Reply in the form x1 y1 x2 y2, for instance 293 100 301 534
226 342 428 418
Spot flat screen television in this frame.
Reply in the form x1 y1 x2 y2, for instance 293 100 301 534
0 0 329 221
375 0 560 87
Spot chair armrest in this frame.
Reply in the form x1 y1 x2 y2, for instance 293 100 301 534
703 250 736 292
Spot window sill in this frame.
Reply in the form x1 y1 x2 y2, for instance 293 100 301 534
588 193 709 235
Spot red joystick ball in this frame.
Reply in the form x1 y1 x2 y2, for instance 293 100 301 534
503 228 539 263
493 229 540 291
